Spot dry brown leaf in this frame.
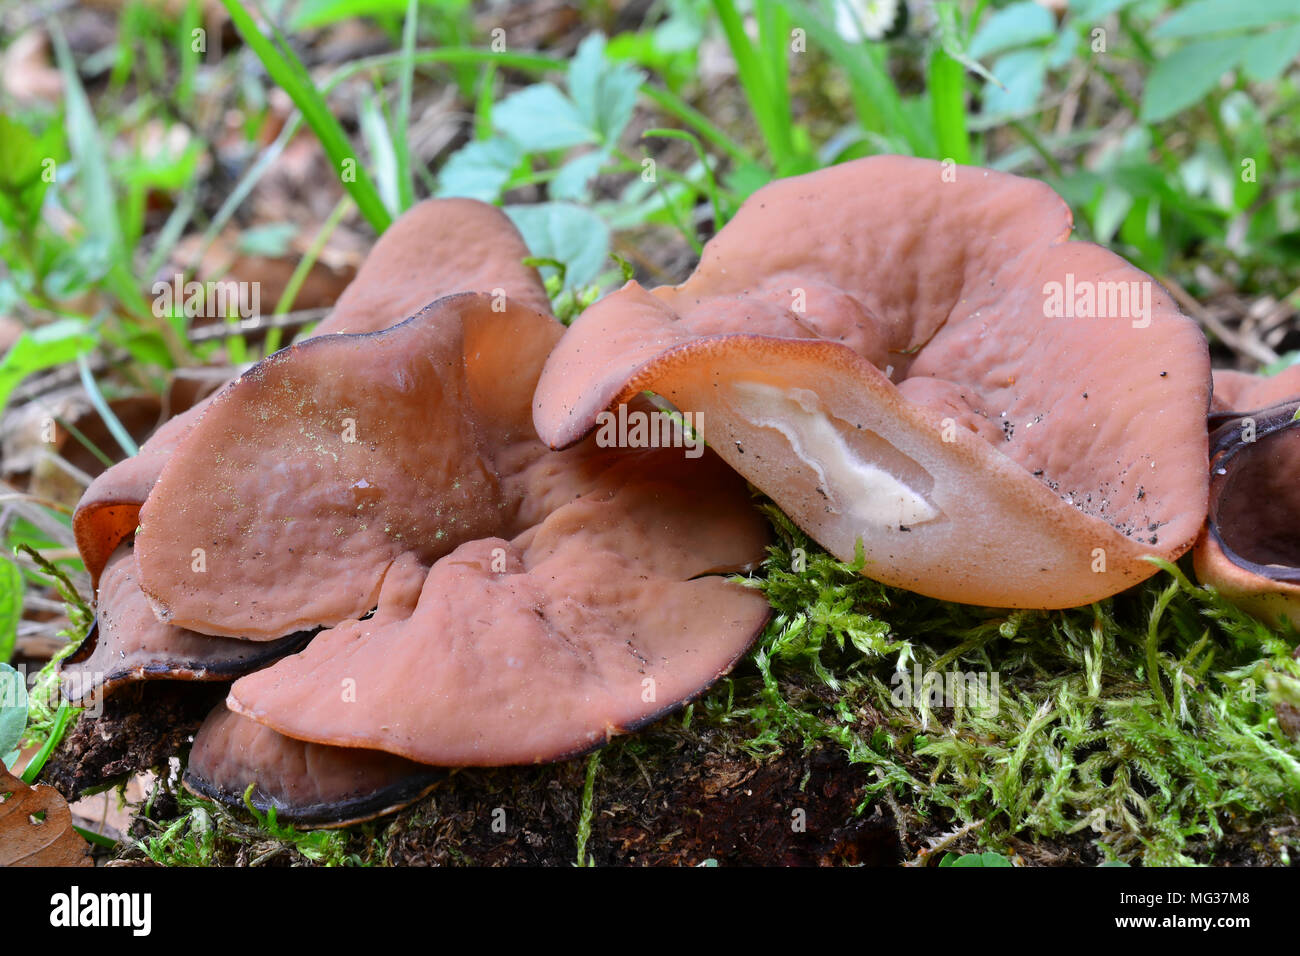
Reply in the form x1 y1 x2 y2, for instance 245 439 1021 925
0 765 94 867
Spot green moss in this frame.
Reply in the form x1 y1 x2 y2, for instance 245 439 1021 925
706 502 1300 865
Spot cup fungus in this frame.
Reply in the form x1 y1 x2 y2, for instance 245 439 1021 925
142 292 767 779
1193 366 1300 629
534 156 1212 609
62 198 769 822
66 160 1298 830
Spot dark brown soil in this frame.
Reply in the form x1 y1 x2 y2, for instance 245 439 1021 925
40 682 224 800
383 738 898 866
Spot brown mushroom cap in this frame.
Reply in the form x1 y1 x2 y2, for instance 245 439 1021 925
133 292 564 638
226 439 771 766
184 704 442 826
72 198 547 592
60 545 311 704
309 197 549 337
534 156 1211 609
1194 375 1300 629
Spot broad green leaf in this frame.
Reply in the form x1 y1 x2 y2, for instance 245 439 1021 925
942 850 1013 866
0 662 27 758
436 137 524 203
1046 27 1078 70
0 319 96 412
0 115 48 190
505 203 610 290
551 151 608 202
0 115 61 230
1068 0 1140 18
567 33 645 145
493 84 596 152
1141 36 1250 123
1240 23 1300 82
982 49 1047 117
1093 185 1133 244
1154 0 1300 39
968 2 1055 60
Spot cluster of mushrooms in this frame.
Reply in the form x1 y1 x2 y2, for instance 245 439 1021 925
61 156 1300 826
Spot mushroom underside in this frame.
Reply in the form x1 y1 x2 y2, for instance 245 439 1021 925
60 545 313 705
1194 395 1300 629
184 705 444 826
533 156 1211 609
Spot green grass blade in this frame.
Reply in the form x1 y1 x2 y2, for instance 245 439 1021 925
267 196 354 355
643 128 724 234
793 3 923 154
77 354 139 458
21 702 75 784
220 0 392 233
393 0 418 211
639 85 756 165
711 0 791 169
929 47 971 164
0 559 21 664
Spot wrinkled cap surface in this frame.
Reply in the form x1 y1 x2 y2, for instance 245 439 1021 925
60 545 311 704
534 156 1212 609
134 292 564 638
226 441 771 766
185 704 442 826
1194 387 1300 629
73 198 547 591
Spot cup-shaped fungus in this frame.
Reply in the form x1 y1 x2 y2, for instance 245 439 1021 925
128 289 768 819
534 156 1212 609
1193 366 1300 629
